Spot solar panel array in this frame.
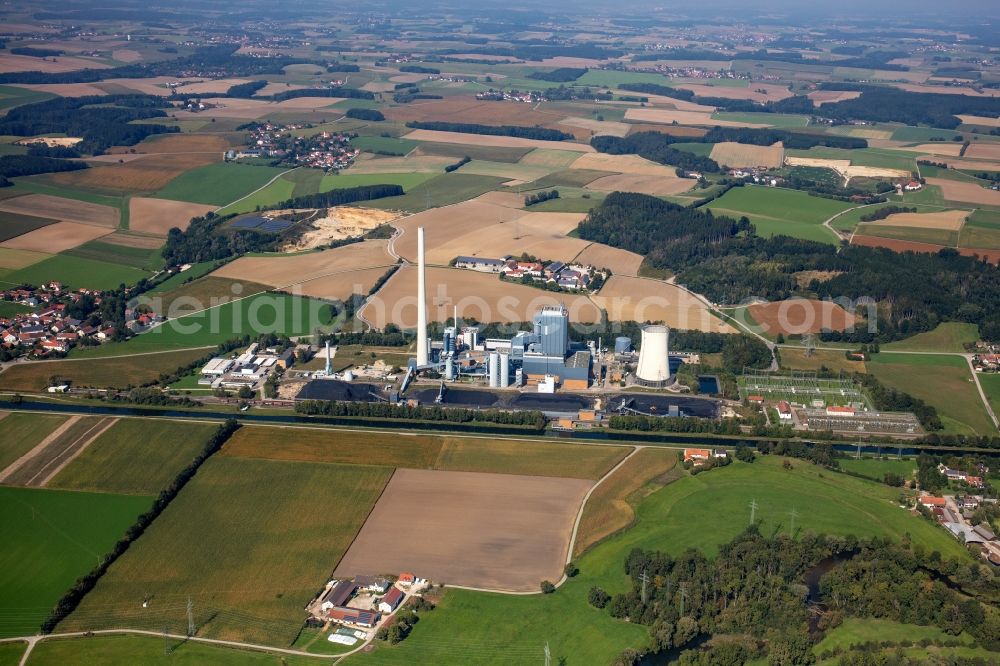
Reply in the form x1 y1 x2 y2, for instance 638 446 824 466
230 216 293 233
231 216 268 229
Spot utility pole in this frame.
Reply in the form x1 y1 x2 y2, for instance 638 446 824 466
186 596 194 637
163 625 169 655
544 642 551 666
640 569 650 604
789 507 799 534
749 498 758 525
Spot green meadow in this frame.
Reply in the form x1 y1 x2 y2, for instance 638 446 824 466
704 185 850 243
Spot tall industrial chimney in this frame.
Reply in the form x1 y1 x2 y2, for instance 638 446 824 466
324 340 332 375
416 227 429 367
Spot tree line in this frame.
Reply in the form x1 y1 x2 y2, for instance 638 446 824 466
295 399 546 428
405 121 574 142
818 84 1000 129
40 420 241 633
0 94 177 154
578 192 1000 343
345 107 385 121
0 154 87 186
859 206 918 223
271 183 403 210
527 67 588 82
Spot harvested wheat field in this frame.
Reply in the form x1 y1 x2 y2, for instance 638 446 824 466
807 90 863 105
403 129 594 152
899 143 964 157
587 173 694 196
100 231 164 249
591 276 735 333
558 116 631 137
212 240 394 288
171 97 344 120
710 141 785 168
747 299 856 336
0 195 117 228
174 78 253 95
475 191 529 208
129 198 215 235
392 200 526 263
851 234 947 255
624 107 769 127
285 207 399 250
0 222 113 253
362 265 602 327
957 115 1000 128
394 203 589 265
0 247 50 270
963 143 1000 161
253 82 310 97
111 48 142 63
676 82 793 102
569 152 682 176
574 243 644 277
121 133 233 154
518 149 585 169
45 152 223 195
926 178 1000 206
333 468 591 592
18 82 109 97
292 267 394 301
870 209 968 231
0 54 111 74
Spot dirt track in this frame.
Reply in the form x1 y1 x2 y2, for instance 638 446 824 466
333 468 591 592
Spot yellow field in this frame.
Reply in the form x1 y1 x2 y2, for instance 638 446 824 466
591 276 736 332
925 178 1000 206
0 194 117 227
709 141 785 168
675 82 793 102
569 152 686 176
402 128 595 152
0 222 113 253
557 116 631 137
957 115 1000 128
587 173 694 196
807 90 863 105
211 240 395 288
129 198 215 235
574 243 645 277
623 107 769 127
869 209 968 231
964 143 1000 161
362 265 602 326
0 247 51 270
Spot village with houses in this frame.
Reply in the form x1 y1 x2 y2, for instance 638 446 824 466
0 283 152 362
454 255 607 293
227 121 360 171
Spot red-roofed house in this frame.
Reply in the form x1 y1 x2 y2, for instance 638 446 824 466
378 586 405 614
826 406 856 416
777 401 792 420
904 181 922 191
398 573 415 586
684 448 712 464
919 496 946 507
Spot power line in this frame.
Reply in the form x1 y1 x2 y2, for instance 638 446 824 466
639 569 650 604
544 641 551 666
749 498 758 525
789 507 799 534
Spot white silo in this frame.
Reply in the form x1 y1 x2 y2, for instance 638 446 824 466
445 355 455 381
499 353 510 388
488 351 500 388
636 325 670 385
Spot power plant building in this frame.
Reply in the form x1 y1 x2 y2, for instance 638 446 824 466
508 306 590 390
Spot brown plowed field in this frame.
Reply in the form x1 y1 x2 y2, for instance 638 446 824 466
624 107 769 127
709 141 785 168
362 265 602 326
591 276 736 333
851 233 1000 264
129 198 215 235
383 96 570 126
569 152 688 175
211 240 394 288
963 143 1000 161
807 90 863 105
747 299 856 335
46 152 224 195
926 178 1000 206
0 194 117 227
676 82 793 102
292 267 394 301
402 129 594 152
333 468 592 592
0 222 113 253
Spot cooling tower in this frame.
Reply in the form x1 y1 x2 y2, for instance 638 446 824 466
636 325 670 384
416 227 429 366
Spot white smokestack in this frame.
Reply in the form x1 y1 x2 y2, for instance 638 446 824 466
416 227 429 366
325 340 332 375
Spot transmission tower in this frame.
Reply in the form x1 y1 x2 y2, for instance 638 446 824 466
804 333 817 358
544 642 551 666
789 507 799 534
639 569 650 604
186 597 194 637
163 625 170 655
749 498 759 525
679 582 689 617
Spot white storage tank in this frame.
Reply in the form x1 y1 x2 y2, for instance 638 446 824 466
499 353 510 388
614 336 632 354
488 351 500 388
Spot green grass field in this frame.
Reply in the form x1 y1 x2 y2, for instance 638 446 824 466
960 225 1000 250
667 142 715 157
890 126 964 142
712 112 809 128
60 457 392 646
0 413 67 470
858 223 959 246
0 85 55 112
869 353 997 436
155 163 289 207
8 181 128 226
814 618 973 655
216 172 296 216
64 240 165 271
979 373 1000 419
149 275 271 317
346 456 967 665
0 486 152 638
351 135 419 155
318 171 438 192
3 254 149 290
0 348 210 391
785 146 917 171
704 185 850 243
838 457 917 482
883 322 979 352
0 641 25 666
48 420 218 495
365 173 508 212
0 300 32 318
576 70 672 87
24 634 318 666
414 142 532 163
